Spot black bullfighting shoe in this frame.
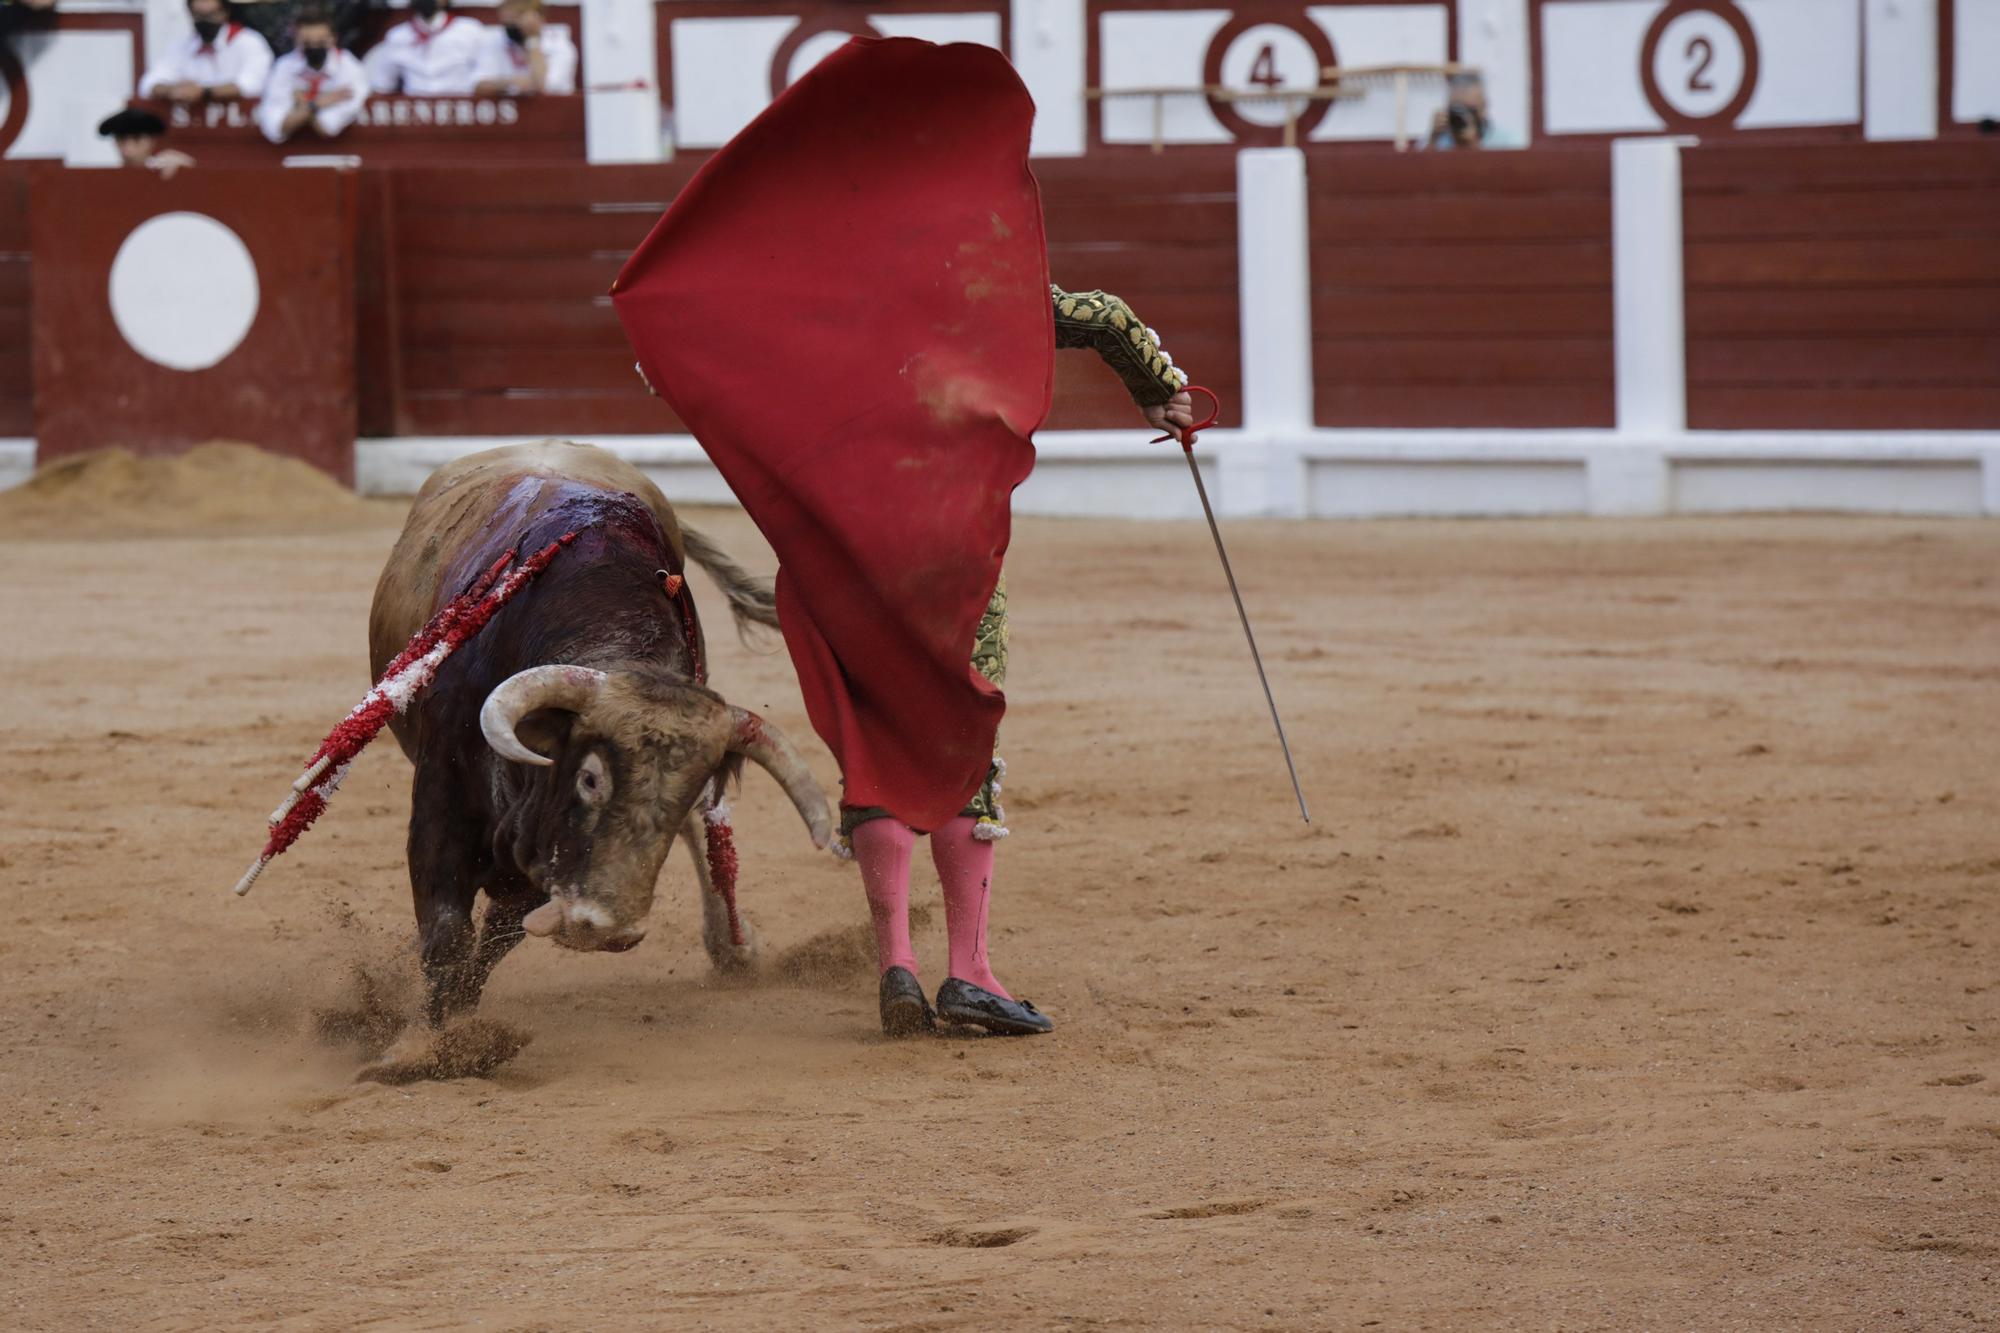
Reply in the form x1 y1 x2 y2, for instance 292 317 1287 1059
935 978 1054 1036
879 966 937 1038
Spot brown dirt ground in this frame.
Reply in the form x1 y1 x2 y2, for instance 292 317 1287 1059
1 483 1996 1329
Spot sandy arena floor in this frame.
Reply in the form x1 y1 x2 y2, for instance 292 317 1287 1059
2 487 1996 1329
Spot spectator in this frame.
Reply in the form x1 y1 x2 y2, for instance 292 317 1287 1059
96 106 196 177
1424 71 1494 151
472 0 576 96
136 0 274 104
257 6 368 143
364 0 483 97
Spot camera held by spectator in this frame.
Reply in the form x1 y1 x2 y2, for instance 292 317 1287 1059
137 0 275 105
473 0 577 97
1425 71 1495 151
97 106 197 177
257 4 369 144
364 0 485 97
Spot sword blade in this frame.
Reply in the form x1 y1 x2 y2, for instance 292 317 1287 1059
1181 446 1311 824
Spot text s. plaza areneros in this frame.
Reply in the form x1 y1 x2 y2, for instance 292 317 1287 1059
169 98 525 131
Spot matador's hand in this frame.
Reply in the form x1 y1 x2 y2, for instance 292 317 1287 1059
1143 391 1195 443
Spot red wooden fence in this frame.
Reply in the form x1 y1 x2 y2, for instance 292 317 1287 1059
1682 141 2000 430
1040 153 1242 429
363 163 699 436
0 165 29 437
364 155 1241 437
1307 150 1615 428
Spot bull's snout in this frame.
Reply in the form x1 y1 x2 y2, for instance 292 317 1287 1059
522 897 648 953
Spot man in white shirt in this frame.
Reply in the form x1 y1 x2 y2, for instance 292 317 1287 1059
364 0 485 96
257 7 370 144
136 0 275 104
471 0 577 96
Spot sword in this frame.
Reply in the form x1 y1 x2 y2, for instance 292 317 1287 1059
1156 387 1310 824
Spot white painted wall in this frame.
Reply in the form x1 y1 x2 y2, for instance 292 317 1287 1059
1955 0 2000 123
6 31 135 165
1305 4 1449 143
1012 0 1088 155
344 433 2000 519
583 0 667 163
1456 0 1531 145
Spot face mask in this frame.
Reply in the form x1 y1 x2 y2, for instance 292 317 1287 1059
504 23 526 43
302 44 329 70
193 18 223 42
412 0 441 18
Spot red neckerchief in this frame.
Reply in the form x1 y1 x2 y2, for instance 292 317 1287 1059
198 21 242 55
412 15 445 47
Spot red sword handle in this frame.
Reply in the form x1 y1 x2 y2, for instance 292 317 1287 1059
1149 384 1221 449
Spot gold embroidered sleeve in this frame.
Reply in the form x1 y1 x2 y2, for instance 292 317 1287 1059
1050 284 1188 407
970 576 1008 689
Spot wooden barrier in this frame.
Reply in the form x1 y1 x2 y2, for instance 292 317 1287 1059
1307 151 1615 427
1039 153 1242 429
12 142 1992 482
28 166 359 480
143 94 588 167
368 155 1240 437
1683 141 2000 430
0 165 29 437
365 163 699 436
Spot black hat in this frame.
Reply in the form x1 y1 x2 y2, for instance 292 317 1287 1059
97 107 168 140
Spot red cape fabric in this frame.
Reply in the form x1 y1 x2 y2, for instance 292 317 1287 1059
611 38 1052 831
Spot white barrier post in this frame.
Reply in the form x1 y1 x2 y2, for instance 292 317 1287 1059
1863 0 1939 141
1013 0 1088 157
1597 137 1685 515
1233 147 1314 517
583 0 667 164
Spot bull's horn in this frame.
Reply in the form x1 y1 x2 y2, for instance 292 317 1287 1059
726 706 833 849
479 665 608 767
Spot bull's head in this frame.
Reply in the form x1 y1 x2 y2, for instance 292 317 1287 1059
478 664 830 952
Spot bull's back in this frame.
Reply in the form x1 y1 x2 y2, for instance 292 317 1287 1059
368 441 685 682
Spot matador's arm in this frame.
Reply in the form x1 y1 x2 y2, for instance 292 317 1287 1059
1050 285 1189 407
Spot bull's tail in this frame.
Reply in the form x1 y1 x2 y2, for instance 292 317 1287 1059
682 525 781 634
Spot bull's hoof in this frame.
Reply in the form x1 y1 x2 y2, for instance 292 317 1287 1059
936 979 1053 1036
879 966 936 1038
704 910 760 973
354 1018 532 1084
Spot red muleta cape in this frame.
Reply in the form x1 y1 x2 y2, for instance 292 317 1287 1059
611 38 1053 832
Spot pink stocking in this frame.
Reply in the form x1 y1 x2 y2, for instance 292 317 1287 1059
932 816 1011 999
851 818 919 979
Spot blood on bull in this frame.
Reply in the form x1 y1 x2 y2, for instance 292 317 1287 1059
374 441 829 1021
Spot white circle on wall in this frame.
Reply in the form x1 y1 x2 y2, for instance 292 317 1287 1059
107 212 260 372
1651 8 1748 121
1218 23 1322 128
786 29 855 88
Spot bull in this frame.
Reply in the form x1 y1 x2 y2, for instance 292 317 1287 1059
367 440 830 1027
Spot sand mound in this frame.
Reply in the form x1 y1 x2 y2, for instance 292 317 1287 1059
773 903 933 987
0 442 404 538
353 1018 533 1085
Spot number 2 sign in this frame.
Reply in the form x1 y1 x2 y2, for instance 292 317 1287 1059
1639 0 1758 129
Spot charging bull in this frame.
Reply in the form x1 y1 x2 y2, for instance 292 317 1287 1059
369 440 831 1026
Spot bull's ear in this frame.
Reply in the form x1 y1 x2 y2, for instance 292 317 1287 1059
513 710 573 766
481 665 608 766
708 750 747 798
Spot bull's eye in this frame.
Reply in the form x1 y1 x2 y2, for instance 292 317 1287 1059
576 753 611 805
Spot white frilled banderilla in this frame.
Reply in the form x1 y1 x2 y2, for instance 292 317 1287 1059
229 532 580 897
